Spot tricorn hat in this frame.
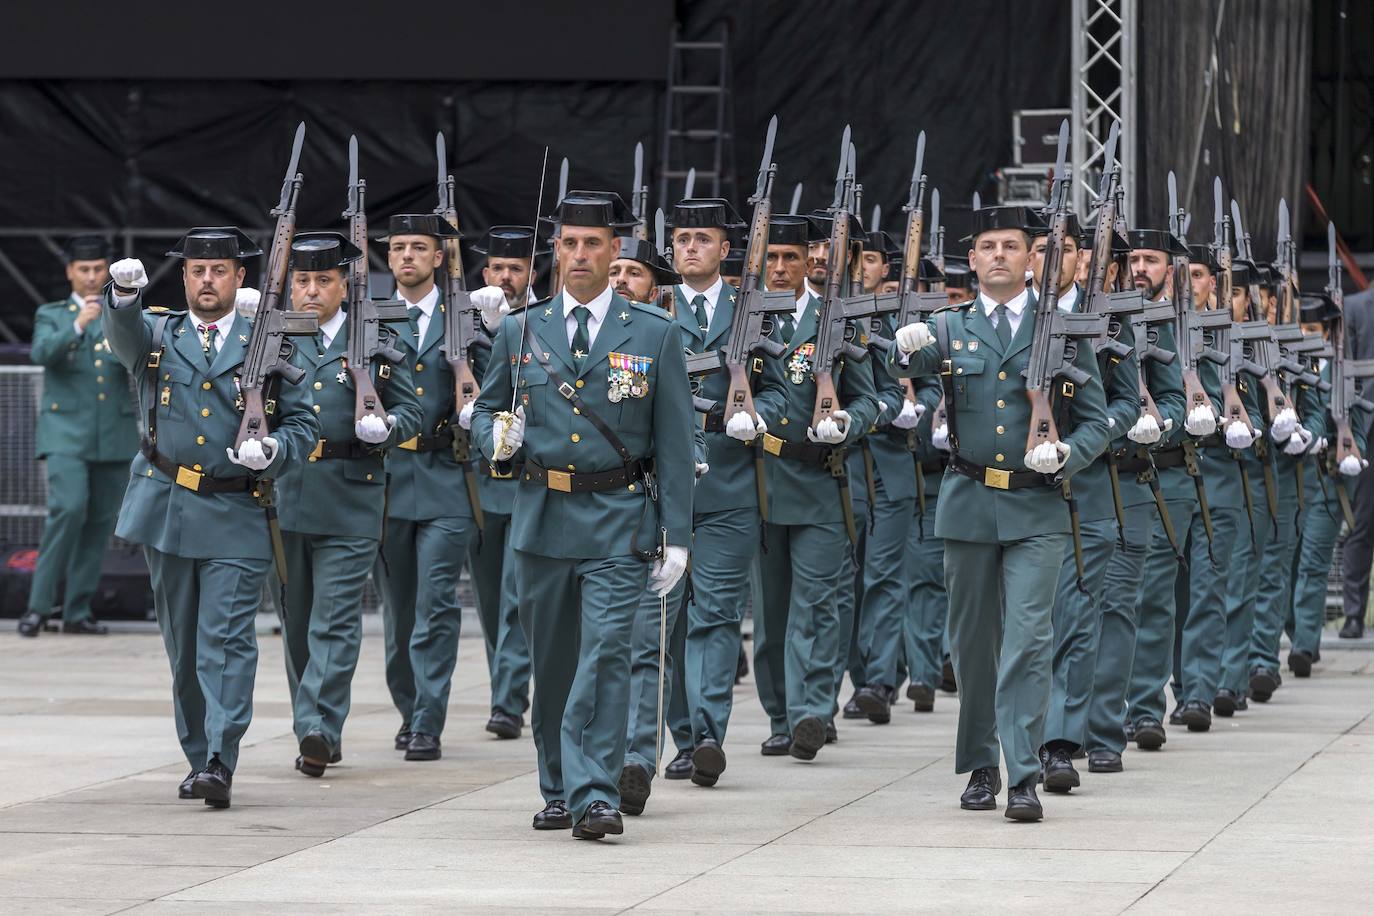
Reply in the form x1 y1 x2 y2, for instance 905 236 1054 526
1299 293 1340 324
768 214 826 247
373 213 461 243
614 237 681 286
471 225 545 259
1128 228 1188 257
65 234 110 263
166 227 263 260
289 231 364 272
546 191 638 231
808 209 866 242
670 198 746 231
944 255 975 290
1029 212 1083 242
963 206 1046 242
1188 244 1220 273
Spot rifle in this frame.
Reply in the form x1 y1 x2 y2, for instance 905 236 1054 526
1168 170 1222 423
1083 125 1143 373
1231 198 1265 322
434 132 488 528
1275 199 1298 325
631 142 648 242
1025 120 1109 453
1211 178 1234 319
928 187 946 281
235 122 317 452
547 157 570 298
1129 302 1178 426
1206 181 1255 436
343 136 409 425
1328 223 1372 468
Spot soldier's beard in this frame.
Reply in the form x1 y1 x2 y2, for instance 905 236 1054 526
1135 274 1167 300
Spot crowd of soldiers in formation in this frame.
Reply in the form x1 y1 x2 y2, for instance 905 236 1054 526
16 120 1368 839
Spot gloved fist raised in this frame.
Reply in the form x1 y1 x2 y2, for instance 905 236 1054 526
725 410 763 442
649 545 690 597
1269 407 1298 442
1127 414 1162 444
807 409 850 445
1184 404 1217 437
892 399 924 429
895 321 935 354
355 414 395 444
931 423 950 451
110 258 148 292
1340 455 1368 477
226 435 278 471
1224 421 1255 450
458 402 474 430
1282 426 1313 456
235 287 261 312
492 406 525 461
471 285 510 332
1024 441 1070 474
1309 435 1328 456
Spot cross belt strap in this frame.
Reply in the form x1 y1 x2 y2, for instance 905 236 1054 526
949 455 1059 490
524 459 647 494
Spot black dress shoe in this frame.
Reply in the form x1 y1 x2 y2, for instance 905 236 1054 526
841 693 865 720
1133 717 1166 750
663 747 694 778
1213 688 1239 717
1287 650 1313 678
485 708 522 740
618 764 651 816
532 800 572 830
855 685 892 724
1249 666 1279 703
1168 708 1185 726
1339 617 1364 639
178 770 198 799
1042 747 1080 793
1180 699 1211 732
908 683 935 712
691 739 726 787
1087 749 1123 773
298 731 336 778
572 800 623 840
960 767 1002 810
940 656 958 693
789 715 826 761
825 719 838 744
1005 780 1043 821
62 618 108 635
1236 695 1249 711
760 734 792 756
394 725 413 751
404 733 441 761
192 757 232 809
17 611 44 637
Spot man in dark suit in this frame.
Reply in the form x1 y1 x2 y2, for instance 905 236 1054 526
1339 282 1374 638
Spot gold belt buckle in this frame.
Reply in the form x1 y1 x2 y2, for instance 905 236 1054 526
175 465 203 492
762 433 785 456
546 469 573 492
984 467 1011 490
397 436 419 451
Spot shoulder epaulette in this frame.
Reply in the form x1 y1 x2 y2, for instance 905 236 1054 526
629 300 672 321
931 302 969 315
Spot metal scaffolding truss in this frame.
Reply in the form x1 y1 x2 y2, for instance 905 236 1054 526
1071 0 1136 223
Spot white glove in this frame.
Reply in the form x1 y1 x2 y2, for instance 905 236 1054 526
1224 421 1255 450
726 410 760 442
226 435 278 471
458 402 474 430
1127 414 1162 445
1282 426 1313 456
931 423 950 451
808 409 851 445
694 461 709 479
235 287 261 311
1185 404 1217 437
1024 441 1070 474
472 285 510 332
892 399 924 429
1108 417 1116 430
355 413 394 444
649 545 690 597
1309 435 1328 456
1269 407 1298 442
1340 455 1368 476
110 258 148 291
492 406 525 461
896 322 935 354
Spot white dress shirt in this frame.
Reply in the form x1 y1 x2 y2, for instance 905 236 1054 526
678 276 724 328
318 308 346 351
398 285 440 345
980 288 1031 337
1056 283 1080 313
563 285 614 350
792 289 811 325
71 293 89 335
187 309 237 356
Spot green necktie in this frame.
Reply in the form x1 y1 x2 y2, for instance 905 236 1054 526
199 323 218 366
408 306 422 341
780 312 796 343
692 294 710 334
994 303 1012 348
572 305 591 359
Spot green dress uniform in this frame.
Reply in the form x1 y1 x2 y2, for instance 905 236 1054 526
901 374 950 701
889 293 1110 790
372 290 480 745
751 292 880 748
101 285 319 774
275 307 422 754
469 450 533 721
471 289 694 823
27 295 141 627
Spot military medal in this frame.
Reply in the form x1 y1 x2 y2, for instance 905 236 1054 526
337 368 349 385
967 339 979 352
787 343 815 385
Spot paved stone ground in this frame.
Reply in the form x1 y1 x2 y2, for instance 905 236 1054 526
1 617 1371 915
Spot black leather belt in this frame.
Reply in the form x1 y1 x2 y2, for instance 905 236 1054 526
1113 451 1152 474
308 439 371 461
523 460 646 494
480 457 524 479
1154 446 1187 470
949 455 1057 491
919 456 948 474
702 412 726 433
761 433 834 468
396 429 454 453
141 445 253 495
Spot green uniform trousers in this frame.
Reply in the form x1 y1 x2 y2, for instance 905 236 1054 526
625 578 688 776
1245 485 1300 674
1176 506 1244 706
27 456 127 623
374 515 476 737
1218 491 1272 693
516 549 648 820
835 494 872 705
1085 503 1155 754
836 479 915 695
1045 518 1117 750
145 547 265 771
944 533 1067 788
281 533 375 745
755 521 847 735
902 499 946 692
467 511 532 717
1290 485 1347 655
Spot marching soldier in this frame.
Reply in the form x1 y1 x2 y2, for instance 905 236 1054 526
750 214 880 760
274 232 422 776
890 206 1110 820
101 229 319 807
471 192 694 840
21 236 139 637
372 213 477 761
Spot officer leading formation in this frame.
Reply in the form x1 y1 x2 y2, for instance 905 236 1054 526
20 118 1370 835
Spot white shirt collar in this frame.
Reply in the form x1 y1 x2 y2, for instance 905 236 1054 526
399 284 439 316
979 288 1030 318
190 309 236 339
318 308 346 348
563 285 614 323
70 292 85 308
678 276 724 311
1057 284 1080 312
